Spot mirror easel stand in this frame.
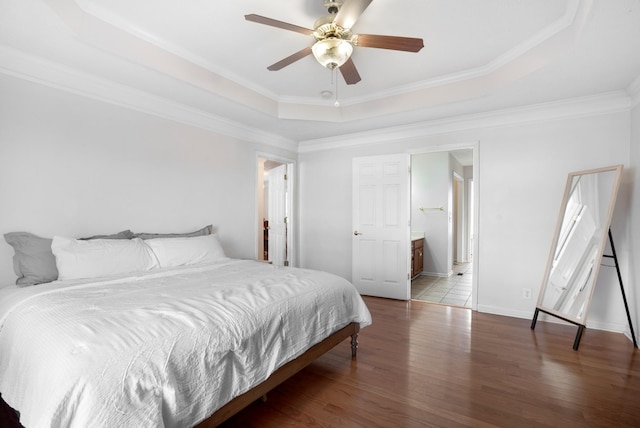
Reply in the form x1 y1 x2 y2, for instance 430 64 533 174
531 228 639 350
603 228 638 349
531 307 586 350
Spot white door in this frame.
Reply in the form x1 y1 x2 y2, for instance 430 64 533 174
267 164 287 266
352 154 410 300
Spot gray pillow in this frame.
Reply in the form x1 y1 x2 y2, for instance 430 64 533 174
134 225 213 240
4 232 58 286
80 230 135 240
4 230 135 286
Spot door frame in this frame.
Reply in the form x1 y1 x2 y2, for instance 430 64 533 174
408 141 479 310
255 152 296 266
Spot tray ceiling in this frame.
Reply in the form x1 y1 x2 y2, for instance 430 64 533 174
1 0 639 144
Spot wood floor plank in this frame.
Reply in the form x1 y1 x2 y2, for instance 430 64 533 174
221 297 640 427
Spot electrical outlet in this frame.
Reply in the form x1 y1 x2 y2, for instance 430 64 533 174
522 288 532 300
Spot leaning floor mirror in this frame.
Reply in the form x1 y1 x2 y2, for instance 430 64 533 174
531 164 631 350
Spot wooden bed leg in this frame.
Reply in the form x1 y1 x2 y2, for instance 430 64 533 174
351 332 358 359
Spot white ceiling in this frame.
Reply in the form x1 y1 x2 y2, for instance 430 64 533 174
1 0 640 145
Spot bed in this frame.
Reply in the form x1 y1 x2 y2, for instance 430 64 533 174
0 230 372 427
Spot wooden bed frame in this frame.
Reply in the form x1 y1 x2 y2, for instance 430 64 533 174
195 322 360 427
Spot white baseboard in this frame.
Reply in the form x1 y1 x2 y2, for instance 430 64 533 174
421 271 454 278
476 304 628 334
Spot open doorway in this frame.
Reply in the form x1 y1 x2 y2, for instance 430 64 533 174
410 147 476 309
257 155 295 266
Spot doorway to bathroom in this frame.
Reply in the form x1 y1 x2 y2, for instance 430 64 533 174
410 148 476 309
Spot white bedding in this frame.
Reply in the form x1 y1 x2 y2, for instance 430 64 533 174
0 259 372 427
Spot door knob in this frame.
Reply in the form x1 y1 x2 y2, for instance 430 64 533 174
353 230 363 236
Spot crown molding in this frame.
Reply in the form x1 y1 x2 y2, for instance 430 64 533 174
0 45 297 152
297 91 631 153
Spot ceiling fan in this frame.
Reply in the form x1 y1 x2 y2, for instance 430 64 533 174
245 0 424 85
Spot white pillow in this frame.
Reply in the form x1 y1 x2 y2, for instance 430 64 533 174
144 233 226 268
51 236 159 280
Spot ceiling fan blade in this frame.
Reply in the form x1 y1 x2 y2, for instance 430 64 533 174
334 0 373 29
245 14 313 35
267 46 313 71
354 34 424 52
339 57 362 85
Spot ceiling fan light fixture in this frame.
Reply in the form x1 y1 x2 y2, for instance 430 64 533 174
311 37 353 69
246 1 423 85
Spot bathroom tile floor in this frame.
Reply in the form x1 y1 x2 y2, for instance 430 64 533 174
411 262 473 308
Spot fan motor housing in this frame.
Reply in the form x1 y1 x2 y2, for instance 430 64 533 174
314 21 352 42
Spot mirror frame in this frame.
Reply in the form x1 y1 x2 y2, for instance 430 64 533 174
535 164 623 325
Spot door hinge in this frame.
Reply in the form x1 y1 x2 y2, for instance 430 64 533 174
284 260 289 267
284 173 288 180
284 216 288 224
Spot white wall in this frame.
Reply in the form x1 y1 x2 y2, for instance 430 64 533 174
629 102 640 340
0 74 296 285
299 110 632 332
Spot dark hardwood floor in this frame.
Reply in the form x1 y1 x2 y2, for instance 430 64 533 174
221 297 640 427
2 297 638 427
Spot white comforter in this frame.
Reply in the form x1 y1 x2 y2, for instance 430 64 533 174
0 259 371 428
